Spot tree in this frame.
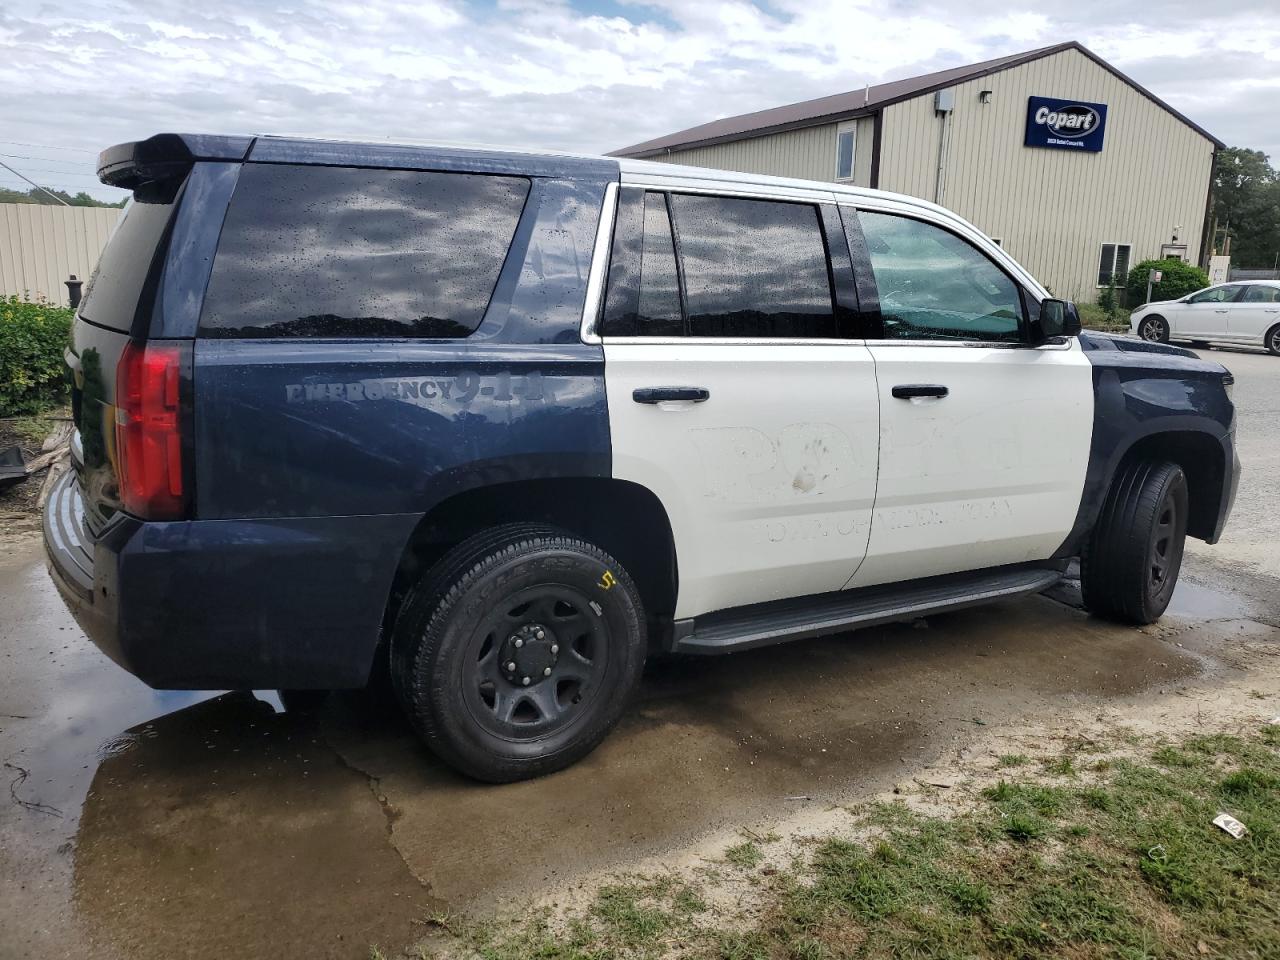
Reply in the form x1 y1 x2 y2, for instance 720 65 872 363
0 185 126 208
1211 148 1280 268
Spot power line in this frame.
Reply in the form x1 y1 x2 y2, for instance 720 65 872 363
0 139 97 154
0 152 96 167
0 160 70 205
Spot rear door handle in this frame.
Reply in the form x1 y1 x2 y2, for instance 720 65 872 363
632 386 710 404
891 384 948 400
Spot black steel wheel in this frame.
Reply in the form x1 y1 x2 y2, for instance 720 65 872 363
391 524 645 782
1138 315 1169 343
463 586 609 739
1081 460 1188 624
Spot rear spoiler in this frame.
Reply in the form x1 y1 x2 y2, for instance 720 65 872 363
97 133 254 190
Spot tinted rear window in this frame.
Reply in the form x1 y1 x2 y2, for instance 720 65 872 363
199 165 529 338
78 180 184 332
668 194 836 338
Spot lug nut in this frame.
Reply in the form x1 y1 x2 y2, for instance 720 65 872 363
514 638 524 648
536 630 545 640
507 661 517 671
543 667 552 676
522 676 531 685
550 644 559 654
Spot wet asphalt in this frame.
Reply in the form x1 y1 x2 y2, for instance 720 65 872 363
1 343 1277 960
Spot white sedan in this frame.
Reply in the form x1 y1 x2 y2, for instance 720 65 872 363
1131 280 1280 355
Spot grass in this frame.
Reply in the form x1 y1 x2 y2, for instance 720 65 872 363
421 725 1280 959
1077 302 1132 332
723 841 764 869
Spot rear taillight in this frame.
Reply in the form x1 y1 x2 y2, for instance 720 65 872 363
115 341 189 519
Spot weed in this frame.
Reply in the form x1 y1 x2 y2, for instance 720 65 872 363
997 753 1029 768
724 841 764 869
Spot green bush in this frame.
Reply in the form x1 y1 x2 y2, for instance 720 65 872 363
1125 258 1209 306
0 295 74 415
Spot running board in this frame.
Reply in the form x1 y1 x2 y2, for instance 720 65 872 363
671 564 1065 655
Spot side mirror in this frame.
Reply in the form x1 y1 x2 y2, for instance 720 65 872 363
1035 298 1082 341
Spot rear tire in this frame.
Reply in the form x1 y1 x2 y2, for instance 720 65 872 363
390 524 646 782
1267 323 1280 357
1081 461 1188 624
1138 315 1169 343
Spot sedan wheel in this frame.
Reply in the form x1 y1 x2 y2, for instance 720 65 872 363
1139 316 1169 343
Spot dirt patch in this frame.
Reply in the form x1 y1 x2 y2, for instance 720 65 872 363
0 411 70 542
417 614 1280 957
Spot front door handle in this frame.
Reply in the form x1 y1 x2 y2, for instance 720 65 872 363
633 386 710 404
1214 308 1229 313
891 384 948 400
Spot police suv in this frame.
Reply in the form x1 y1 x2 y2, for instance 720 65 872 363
45 134 1239 782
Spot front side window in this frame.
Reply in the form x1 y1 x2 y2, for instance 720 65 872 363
1242 285 1280 303
858 211 1023 342
200 165 529 338
669 193 836 338
1097 242 1132 287
1188 285 1244 304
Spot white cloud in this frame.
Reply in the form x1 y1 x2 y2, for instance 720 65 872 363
1 0 1277 201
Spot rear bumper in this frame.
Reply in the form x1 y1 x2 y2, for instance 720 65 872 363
43 470 417 689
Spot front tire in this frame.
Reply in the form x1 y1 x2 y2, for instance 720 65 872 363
391 524 646 782
1081 461 1188 624
1267 323 1280 357
1138 315 1170 343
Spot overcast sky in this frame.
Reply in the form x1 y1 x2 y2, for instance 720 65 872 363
2 0 1277 201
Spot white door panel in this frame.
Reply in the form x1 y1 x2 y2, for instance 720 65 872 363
847 340 1094 588
605 341 879 619
1230 292 1280 344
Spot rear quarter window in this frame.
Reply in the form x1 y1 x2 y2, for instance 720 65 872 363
199 165 530 338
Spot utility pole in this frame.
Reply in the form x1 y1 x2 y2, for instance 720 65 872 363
0 159 70 206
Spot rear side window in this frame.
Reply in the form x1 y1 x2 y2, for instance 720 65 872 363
1243 285 1280 303
600 190 836 339
79 179 184 332
200 165 529 338
636 192 682 335
670 194 835 338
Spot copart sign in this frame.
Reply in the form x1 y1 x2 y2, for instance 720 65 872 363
1024 96 1107 153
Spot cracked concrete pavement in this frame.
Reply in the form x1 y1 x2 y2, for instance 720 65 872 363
1 345 1277 960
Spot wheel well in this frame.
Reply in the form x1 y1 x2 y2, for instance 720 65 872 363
1120 431 1224 541
383 478 677 646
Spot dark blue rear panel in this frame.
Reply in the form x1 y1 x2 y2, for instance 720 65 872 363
194 340 609 518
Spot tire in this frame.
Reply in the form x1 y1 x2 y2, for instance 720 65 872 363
390 523 646 782
1267 323 1280 357
1137 315 1169 343
1081 460 1188 625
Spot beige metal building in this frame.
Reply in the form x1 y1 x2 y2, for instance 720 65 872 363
0 203 122 306
613 42 1222 302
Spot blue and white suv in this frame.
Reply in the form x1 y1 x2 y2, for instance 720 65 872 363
45 133 1239 781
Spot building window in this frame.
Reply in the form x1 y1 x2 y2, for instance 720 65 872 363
1097 243 1132 287
835 122 856 181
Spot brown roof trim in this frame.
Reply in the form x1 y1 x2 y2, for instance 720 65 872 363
612 41 1222 158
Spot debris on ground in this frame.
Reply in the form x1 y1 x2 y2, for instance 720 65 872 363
1212 812 1248 839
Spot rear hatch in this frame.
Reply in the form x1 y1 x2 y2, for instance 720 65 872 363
67 176 187 534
